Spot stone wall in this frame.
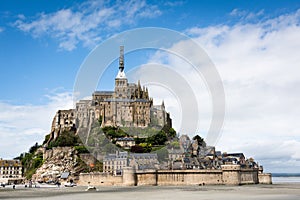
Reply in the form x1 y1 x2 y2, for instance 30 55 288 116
156 170 223 186
221 165 241 185
78 165 270 186
78 172 123 186
240 169 259 184
258 173 272 184
136 170 157 186
122 167 136 186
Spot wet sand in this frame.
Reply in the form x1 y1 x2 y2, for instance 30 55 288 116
1 184 300 200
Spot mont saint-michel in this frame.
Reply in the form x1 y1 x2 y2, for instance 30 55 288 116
2 1 300 200
0 46 272 188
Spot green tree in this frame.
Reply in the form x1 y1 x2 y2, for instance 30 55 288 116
29 142 40 154
167 128 177 138
42 134 50 145
98 116 102 126
193 135 206 147
147 130 167 145
74 146 90 154
48 130 80 148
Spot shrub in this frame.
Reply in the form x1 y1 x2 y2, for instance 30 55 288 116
48 130 80 148
74 146 90 154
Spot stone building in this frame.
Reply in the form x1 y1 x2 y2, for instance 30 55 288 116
75 100 94 129
45 109 76 146
129 153 160 170
115 137 135 149
103 151 129 176
77 46 171 129
46 46 172 146
103 151 160 175
223 153 246 165
0 159 23 184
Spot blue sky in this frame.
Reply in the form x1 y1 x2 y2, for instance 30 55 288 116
1 0 299 104
1 0 300 173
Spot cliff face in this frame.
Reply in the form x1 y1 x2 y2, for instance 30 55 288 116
45 109 76 147
32 147 82 182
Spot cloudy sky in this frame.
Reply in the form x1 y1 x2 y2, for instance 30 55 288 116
1 0 300 173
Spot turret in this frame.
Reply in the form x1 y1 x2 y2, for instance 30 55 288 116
146 87 149 99
137 80 141 98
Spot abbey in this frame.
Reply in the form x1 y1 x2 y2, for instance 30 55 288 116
47 46 171 143
90 46 171 128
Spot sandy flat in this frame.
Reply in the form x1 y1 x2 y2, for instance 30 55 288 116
1 184 300 200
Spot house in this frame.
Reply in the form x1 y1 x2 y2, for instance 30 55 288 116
0 159 23 184
129 153 160 170
103 151 160 175
223 153 246 165
115 137 135 149
168 148 184 169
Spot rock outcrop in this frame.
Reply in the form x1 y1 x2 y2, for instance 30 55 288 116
32 147 81 182
45 109 76 147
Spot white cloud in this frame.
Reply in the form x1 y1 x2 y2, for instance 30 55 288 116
0 91 73 159
137 9 300 172
229 8 264 21
14 0 162 51
230 8 247 17
163 1 185 7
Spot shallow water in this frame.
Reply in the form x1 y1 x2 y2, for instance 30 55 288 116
272 173 300 183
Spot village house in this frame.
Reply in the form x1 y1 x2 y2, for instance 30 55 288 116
103 151 160 175
115 137 135 149
0 159 23 184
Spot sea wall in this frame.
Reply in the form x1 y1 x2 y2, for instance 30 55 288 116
240 169 259 184
78 172 123 186
135 170 157 186
221 165 241 185
258 173 272 184
156 170 223 186
78 165 269 186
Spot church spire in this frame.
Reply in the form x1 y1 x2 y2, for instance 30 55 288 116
119 45 124 72
116 46 126 79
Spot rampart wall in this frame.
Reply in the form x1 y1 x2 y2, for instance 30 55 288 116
78 172 123 186
258 173 272 184
78 165 271 186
